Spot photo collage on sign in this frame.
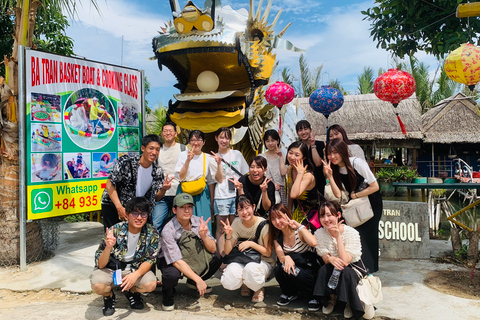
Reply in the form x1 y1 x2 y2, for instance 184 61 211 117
117 102 140 152
30 93 63 183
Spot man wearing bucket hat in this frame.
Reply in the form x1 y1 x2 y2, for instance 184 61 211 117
88 96 106 133
158 193 221 311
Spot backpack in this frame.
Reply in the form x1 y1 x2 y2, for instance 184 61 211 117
178 230 214 276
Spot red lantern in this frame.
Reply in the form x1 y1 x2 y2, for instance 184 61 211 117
374 68 416 135
265 81 295 134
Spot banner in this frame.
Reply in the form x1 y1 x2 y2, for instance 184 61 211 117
25 49 143 220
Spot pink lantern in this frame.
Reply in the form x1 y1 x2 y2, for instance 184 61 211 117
265 81 295 134
374 68 416 135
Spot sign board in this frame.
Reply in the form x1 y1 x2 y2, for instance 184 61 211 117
379 200 430 259
25 49 143 220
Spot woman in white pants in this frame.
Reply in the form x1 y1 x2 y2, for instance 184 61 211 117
221 194 274 303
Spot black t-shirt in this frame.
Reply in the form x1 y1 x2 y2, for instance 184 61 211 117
238 174 276 218
306 140 326 196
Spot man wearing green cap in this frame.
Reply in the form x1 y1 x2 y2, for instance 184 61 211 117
158 193 221 311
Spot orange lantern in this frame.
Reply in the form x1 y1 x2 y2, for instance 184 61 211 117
444 43 480 91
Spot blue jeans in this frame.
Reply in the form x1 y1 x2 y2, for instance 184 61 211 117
153 196 174 233
91 118 105 132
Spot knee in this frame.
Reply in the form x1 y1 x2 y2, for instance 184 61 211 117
137 281 156 293
91 283 110 295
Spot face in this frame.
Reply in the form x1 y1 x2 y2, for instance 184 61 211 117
127 210 148 230
287 147 304 165
319 206 340 228
329 129 343 141
141 141 161 163
161 125 177 143
264 136 279 151
237 203 255 222
297 127 311 141
249 161 267 183
270 211 288 230
215 132 231 150
327 149 344 166
173 204 194 224
189 136 205 153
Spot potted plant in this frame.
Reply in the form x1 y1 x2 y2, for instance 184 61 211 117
375 166 420 196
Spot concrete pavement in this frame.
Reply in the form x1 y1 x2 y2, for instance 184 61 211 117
0 221 479 319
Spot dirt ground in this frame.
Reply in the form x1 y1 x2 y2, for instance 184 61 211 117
424 269 480 300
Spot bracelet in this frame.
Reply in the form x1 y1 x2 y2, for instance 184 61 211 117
297 171 304 175
311 145 317 149
226 237 232 240
298 225 306 232
355 192 358 198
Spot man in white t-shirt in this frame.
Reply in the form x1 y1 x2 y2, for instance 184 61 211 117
153 122 186 232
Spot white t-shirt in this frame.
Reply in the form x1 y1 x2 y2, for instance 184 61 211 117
215 150 249 199
175 151 217 185
258 152 285 187
339 157 376 184
136 165 153 197
157 143 184 197
348 144 365 161
124 231 140 262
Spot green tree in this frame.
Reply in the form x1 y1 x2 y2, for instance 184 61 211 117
298 54 322 97
34 5 74 56
328 79 347 95
144 76 152 113
146 106 167 135
356 66 375 94
362 0 480 59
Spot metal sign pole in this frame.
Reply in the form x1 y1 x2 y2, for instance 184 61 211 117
141 70 146 136
18 45 27 271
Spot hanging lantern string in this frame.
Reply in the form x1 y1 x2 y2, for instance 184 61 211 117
393 109 407 135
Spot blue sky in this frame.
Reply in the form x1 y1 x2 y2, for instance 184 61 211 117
66 0 438 108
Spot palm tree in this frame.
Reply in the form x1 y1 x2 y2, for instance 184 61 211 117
298 54 323 97
0 0 99 266
329 79 348 95
356 66 375 94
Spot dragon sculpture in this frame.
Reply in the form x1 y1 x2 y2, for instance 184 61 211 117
152 0 303 153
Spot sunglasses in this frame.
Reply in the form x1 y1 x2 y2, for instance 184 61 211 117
130 211 148 219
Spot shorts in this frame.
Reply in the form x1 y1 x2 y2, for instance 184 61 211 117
214 197 236 216
90 268 156 287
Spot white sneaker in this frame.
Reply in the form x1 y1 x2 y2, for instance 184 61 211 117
344 304 353 319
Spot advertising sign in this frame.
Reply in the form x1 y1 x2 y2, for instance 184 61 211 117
25 49 143 220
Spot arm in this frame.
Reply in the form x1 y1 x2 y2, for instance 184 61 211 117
173 259 209 295
211 152 224 183
198 217 216 254
323 159 342 198
105 179 126 220
273 240 286 263
259 178 273 211
289 172 314 199
298 226 317 247
238 229 272 257
121 261 153 292
178 158 191 181
351 181 379 199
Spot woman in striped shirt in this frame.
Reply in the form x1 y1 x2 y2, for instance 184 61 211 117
269 203 320 307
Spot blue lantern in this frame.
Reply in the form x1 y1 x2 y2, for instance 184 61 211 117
309 85 344 134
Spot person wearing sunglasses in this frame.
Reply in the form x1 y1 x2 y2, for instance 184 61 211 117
90 197 160 316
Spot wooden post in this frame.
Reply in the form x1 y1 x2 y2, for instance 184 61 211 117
466 231 479 267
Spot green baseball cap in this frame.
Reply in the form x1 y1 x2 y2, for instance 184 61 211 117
173 193 195 207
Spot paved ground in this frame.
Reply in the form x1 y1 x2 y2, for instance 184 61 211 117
0 221 479 320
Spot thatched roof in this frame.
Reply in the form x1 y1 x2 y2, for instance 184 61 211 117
297 93 423 141
422 92 480 143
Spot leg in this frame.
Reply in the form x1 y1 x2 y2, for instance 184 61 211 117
200 252 222 281
215 215 228 255
221 262 245 291
90 268 116 316
158 257 181 310
243 260 272 292
274 263 297 296
153 199 170 233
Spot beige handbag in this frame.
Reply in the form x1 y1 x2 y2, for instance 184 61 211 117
324 182 349 205
341 196 374 227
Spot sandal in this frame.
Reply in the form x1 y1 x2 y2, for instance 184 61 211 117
241 284 251 297
252 288 264 303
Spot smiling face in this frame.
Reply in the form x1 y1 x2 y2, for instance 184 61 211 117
319 206 340 229
297 127 312 142
248 161 266 184
328 129 343 141
237 202 256 223
215 131 231 151
127 210 148 232
264 136 279 151
189 136 205 154
161 124 177 144
173 203 194 225
270 210 288 231
327 149 344 167
141 141 161 164
287 147 305 166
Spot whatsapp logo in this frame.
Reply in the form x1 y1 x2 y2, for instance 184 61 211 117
31 188 53 213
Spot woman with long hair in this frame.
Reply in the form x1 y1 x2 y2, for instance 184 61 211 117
285 141 319 225
323 138 382 273
221 194 274 303
269 203 319 307
326 124 365 161
175 130 223 233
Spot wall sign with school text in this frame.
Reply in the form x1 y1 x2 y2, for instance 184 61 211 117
25 49 144 220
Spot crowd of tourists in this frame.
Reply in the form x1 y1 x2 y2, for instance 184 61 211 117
91 120 382 319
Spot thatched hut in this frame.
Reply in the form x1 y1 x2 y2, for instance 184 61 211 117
297 93 423 166
421 92 480 177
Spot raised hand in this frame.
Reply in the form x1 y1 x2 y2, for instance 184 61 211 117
327 219 344 240
322 159 333 178
105 227 116 248
199 216 211 239
220 219 233 238
308 130 316 147
187 145 195 161
228 175 243 190
162 174 175 191
260 176 272 192
292 158 307 175
210 151 222 165
275 145 283 157
281 212 302 230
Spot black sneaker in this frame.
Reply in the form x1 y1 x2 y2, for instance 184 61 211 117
308 298 321 312
162 297 175 311
186 279 213 294
276 294 299 306
103 291 115 316
124 290 144 310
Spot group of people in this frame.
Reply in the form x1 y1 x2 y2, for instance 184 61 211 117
91 120 382 320
70 97 108 134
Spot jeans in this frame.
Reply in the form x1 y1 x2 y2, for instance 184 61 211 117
153 196 174 233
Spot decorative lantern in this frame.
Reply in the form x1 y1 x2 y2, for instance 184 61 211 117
444 43 480 91
265 81 295 134
374 68 416 135
308 85 344 134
